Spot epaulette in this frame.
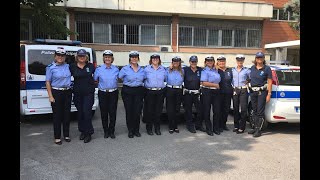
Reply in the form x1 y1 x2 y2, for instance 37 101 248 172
96 65 101 68
47 63 53 67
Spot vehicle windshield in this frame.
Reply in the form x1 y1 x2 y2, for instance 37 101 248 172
275 69 300 86
27 49 90 75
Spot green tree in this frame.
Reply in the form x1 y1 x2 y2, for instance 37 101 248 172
284 0 300 33
20 0 76 39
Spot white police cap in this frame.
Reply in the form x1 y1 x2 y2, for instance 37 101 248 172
103 50 113 56
129 51 139 57
236 54 245 59
55 47 66 55
205 55 214 60
217 55 226 60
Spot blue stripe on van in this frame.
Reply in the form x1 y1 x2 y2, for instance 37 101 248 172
271 91 300 98
26 81 46 89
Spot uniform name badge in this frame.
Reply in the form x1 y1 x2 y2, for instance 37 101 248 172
86 67 90 72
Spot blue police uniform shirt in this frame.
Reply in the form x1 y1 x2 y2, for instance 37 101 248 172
144 65 167 88
219 68 233 94
119 64 145 87
232 67 251 87
94 64 119 89
45 62 71 88
200 66 221 84
250 65 272 87
166 68 184 86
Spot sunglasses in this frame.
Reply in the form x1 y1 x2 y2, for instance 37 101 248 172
56 54 66 56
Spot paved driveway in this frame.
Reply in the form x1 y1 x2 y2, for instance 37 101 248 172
20 101 300 180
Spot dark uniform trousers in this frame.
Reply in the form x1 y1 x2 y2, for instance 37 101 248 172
73 92 95 136
98 90 119 134
183 92 202 129
121 85 145 133
250 90 267 129
220 93 232 129
233 88 249 130
51 89 72 139
144 89 165 131
166 87 183 130
202 88 221 132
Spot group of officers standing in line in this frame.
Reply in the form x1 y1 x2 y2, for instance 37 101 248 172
46 47 272 145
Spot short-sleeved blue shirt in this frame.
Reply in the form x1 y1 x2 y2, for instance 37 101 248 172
144 65 167 88
94 64 119 89
200 66 221 84
119 64 145 87
45 62 71 88
166 68 184 86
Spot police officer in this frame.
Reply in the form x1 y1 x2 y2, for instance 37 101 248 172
94 50 119 139
166 56 184 134
183 55 205 133
248 52 272 137
144 53 167 135
69 49 95 143
119 51 145 138
46 47 72 145
232 54 251 134
216 55 233 132
201 55 221 136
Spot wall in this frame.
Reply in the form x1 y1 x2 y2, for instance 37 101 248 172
60 0 272 19
94 51 270 67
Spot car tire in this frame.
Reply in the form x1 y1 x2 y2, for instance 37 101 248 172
261 119 269 130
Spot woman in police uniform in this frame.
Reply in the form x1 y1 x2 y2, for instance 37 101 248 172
248 52 272 137
143 53 167 135
183 55 205 133
94 50 119 139
119 51 145 138
166 56 184 134
69 49 96 143
46 47 72 145
232 54 251 134
200 55 221 136
216 55 233 132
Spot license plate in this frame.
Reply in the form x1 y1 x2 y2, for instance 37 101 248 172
295 106 300 113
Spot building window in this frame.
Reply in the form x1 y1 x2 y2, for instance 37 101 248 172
111 24 124 44
179 26 193 46
93 23 109 44
20 19 31 41
221 30 233 46
271 9 296 21
156 25 171 45
76 21 93 43
208 29 219 46
141 25 155 45
193 28 207 46
234 29 246 47
247 29 261 48
126 25 139 44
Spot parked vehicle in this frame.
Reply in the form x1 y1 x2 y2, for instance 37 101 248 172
20 39 99 118
231 61 300 130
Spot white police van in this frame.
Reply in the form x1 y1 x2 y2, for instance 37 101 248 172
20 39 99 118
246 61 300 130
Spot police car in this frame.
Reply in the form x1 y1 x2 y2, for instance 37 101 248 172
20 39 99 118
246 61 300 130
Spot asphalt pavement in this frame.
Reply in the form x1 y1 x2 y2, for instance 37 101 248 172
20 101 300 180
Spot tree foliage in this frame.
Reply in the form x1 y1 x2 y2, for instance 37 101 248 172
20 0 76 39
284 0 300 32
